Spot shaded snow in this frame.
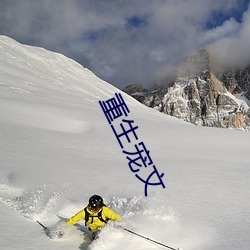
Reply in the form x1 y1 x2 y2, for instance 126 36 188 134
0 36 250 250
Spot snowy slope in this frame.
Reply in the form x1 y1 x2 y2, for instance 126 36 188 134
0 36 250 250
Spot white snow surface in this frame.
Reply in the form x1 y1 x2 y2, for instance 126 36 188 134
0 35 250 250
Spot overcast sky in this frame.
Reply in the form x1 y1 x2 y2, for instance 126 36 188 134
0 0 249 89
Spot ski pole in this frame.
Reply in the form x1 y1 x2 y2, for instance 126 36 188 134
122 227 180 250
37 220 48 231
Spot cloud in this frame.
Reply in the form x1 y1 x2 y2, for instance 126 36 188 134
0 0 249 89
208 4 250 69
200 18 240 45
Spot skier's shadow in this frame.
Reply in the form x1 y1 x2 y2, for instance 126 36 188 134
78 226 106 250
78 237 92 250
74 223 93 250
57 215 93 249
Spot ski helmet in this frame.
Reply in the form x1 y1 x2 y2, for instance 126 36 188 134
89 195 104 210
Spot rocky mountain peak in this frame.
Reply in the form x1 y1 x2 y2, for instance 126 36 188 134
177 48 210 78
123 49 250 130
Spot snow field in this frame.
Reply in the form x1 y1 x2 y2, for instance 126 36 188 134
0 36 250 250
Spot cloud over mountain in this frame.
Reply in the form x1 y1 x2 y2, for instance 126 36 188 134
0 0 249 88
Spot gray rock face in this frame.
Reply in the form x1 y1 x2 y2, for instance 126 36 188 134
218 66 250 99
123 49 250 130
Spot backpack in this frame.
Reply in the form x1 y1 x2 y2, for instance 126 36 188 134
84 206 109 226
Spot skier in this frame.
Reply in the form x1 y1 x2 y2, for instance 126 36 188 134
66 194 122 239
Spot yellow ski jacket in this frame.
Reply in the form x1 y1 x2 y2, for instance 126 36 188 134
67 206 121 233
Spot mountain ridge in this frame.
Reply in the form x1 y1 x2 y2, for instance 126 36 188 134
123 49 250 130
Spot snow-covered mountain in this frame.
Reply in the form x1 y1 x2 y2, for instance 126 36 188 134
0 36 250 250
124 49 250 130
